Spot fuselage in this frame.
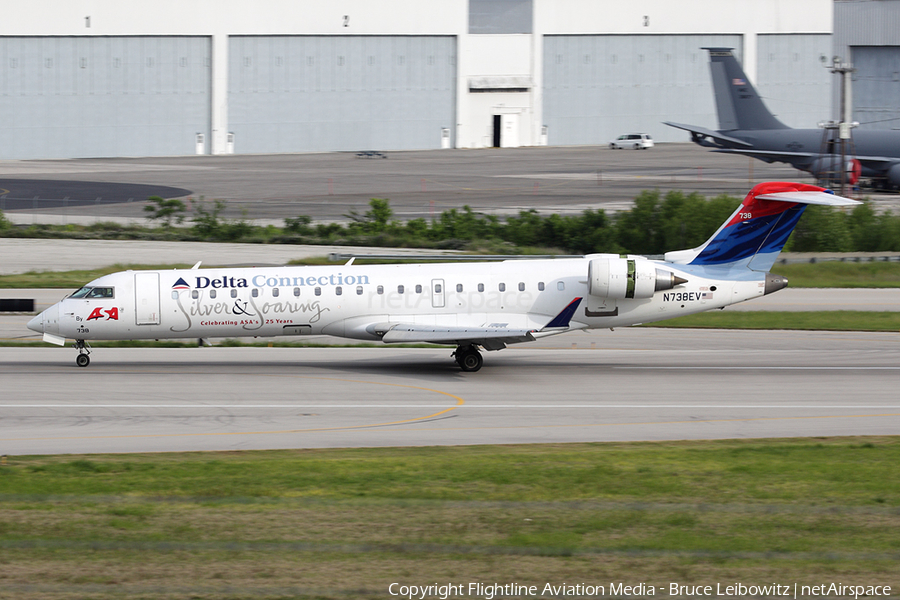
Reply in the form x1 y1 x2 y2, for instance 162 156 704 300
700 128 900 179
29 256 769 344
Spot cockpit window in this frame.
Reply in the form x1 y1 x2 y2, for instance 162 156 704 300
87 287 114 298
70 287 114 299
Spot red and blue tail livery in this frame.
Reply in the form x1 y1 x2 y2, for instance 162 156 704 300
666 182 857 272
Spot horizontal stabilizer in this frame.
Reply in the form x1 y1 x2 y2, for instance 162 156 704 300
663 122 753 147
755 190 860 207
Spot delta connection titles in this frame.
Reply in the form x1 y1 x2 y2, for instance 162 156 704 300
388 582 891 600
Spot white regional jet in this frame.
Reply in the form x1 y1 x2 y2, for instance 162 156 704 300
28 182 857 371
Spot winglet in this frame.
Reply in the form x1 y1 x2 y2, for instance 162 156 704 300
543 297 583 330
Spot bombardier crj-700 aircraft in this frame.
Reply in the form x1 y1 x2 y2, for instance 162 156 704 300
28 182 857 371
666 48 900 188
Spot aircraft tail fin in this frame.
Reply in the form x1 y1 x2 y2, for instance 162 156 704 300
703 47 788 131
664 182 860 272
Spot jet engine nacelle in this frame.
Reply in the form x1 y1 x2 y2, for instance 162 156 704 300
587 257 682 299
887 163 900 187
809 157 861 184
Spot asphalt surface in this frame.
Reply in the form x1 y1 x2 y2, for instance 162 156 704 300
3 144 899 225
1 329 897 455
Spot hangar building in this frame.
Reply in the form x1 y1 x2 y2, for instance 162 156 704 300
1 0 832 159
834 0 900 132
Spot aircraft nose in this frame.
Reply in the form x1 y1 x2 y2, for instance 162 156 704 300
28 302 60 336
27 312 44 334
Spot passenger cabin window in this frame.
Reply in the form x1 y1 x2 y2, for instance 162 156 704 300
398 285 404 294
558 281 565 291
435 283 442 293
315 287 321 296
336 286 342 296
293 287 301 297
377 285 384 295
210 290 217 299
252 289 259 298
518 282 525 292
231 289 238 298
499 283 506 292
478 283 484 292
538 282 545 291
171 291 178 299
415 284 422 294
356 286 363 295
456 284 463 293
272 288 279 297
192 290 199 299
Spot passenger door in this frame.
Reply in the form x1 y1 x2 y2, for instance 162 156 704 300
134 272 160 325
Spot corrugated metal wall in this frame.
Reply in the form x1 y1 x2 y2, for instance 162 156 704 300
851 46 900 131
228 36 456 153
756 34 833 128
834 0 900 131
0 36 211 159
542 35 742 145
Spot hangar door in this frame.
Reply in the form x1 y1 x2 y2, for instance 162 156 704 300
228 36 456 153
851 46 900 132
542 35 741 145
756 34 832 129
0 37 211 159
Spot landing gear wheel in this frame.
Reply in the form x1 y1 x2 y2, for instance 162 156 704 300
74 339 91 367
455 347 483 372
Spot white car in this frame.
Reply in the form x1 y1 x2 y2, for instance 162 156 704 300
610 133 654 149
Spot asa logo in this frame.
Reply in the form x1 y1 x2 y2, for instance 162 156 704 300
87 307 119 321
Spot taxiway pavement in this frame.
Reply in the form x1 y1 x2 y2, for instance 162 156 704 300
3 144 899 225
1 329 896 455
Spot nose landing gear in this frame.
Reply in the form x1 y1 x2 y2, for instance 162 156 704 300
453 345 483 372
74 340 91 367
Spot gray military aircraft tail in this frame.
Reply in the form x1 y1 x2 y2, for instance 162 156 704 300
665 47 900 189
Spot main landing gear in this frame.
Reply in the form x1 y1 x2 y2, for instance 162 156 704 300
453 345 483 372
74 339 91 367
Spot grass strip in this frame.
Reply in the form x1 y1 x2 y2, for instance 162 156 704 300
643 310 900 332
773 261 900 288
0 438 898 599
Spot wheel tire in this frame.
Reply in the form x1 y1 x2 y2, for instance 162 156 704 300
459 350 483 372
609 143 616 149
76 354 90 367
633 143 640 150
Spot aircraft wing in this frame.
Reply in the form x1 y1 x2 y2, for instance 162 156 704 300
663 122 753 147
381 325 537 346
853 155 900 169
714 148 900 173
378 297 584 349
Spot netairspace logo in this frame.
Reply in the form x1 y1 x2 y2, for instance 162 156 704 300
386 581 893 600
